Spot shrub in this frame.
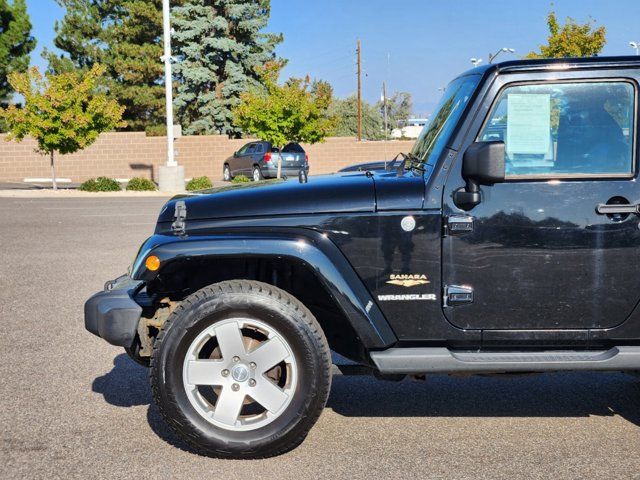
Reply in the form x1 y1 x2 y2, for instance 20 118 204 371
232 175 250 183
126 177 157 191
186 176 213 191
79 176 121 192
145 124 166 136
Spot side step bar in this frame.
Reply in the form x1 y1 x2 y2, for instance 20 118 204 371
370 347 640 374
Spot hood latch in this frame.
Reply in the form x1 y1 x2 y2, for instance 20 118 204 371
171 200 187 235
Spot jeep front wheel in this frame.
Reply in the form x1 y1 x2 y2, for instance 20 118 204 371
150 280 331 458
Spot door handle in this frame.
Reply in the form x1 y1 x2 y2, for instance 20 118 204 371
596 203 639 215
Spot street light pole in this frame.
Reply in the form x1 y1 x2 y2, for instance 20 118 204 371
488 47 516 63
630 42 640 55
162 0 175 167
158 0 184 191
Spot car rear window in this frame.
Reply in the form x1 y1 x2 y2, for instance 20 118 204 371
282 143 305 153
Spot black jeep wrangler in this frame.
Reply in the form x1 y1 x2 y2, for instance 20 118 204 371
85 57 640 458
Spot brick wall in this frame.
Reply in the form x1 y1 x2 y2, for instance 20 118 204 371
0 132 415 182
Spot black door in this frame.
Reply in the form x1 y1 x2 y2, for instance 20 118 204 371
442 78 640 330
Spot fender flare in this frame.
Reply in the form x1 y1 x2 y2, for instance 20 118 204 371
130 232 397 349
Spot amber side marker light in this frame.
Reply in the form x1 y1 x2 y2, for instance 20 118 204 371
145 255 161 271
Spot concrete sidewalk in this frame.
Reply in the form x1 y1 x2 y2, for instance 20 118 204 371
0 180 229 197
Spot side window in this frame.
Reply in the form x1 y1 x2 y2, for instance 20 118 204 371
479 81 635 177
237 144 250 155
246 144 257 154
255 143 264 154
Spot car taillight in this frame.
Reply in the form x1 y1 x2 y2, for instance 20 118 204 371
305 153 309 163
264 152 271 163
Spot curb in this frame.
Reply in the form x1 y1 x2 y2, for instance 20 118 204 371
0 190 177 198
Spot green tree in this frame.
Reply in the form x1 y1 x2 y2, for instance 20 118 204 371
43 0 102 73
330 95 383 140
1 64 126 189
173 0 283 136
233 65 337 177
527 11 606 58
46 0 182 131
0 0 36 104
378 91 412 135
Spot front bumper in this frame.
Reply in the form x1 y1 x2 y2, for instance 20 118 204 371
84 275 143 348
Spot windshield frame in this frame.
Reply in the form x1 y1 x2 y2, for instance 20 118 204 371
411 74 482 167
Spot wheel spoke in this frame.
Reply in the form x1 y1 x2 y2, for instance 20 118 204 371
185 359 225 385
213 387 245 426
215 321 246 361
251 378 289 413
247 336 289 372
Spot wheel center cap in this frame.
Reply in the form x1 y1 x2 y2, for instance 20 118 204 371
231 363 250 382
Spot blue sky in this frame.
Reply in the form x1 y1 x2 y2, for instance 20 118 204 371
27 0 640 116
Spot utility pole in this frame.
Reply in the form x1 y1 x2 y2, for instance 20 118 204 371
158 0 184 191
356 39 362 141
382 81 388 140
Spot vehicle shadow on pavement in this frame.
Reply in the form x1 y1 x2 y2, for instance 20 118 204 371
92 353 151 407
92 354 640 449
327 372 640 427
91 353 203 453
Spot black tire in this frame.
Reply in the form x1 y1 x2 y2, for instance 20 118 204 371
223 164 232 182
150 280 332 458
252 166 263 181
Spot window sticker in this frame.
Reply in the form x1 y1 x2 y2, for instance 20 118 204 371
506 93 551 156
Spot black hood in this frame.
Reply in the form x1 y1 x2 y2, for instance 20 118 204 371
157 172 378 223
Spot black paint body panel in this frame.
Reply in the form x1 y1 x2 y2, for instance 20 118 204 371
140 56 640 353
157 173 376 223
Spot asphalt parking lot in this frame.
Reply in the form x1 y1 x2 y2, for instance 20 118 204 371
3 196 640 479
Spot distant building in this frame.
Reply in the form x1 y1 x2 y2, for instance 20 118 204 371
391 118 429 139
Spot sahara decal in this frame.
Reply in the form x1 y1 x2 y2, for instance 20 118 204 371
386 274 430 288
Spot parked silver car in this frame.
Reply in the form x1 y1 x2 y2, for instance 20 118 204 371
223 141 309 181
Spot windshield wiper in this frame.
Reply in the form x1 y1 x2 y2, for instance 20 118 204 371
385 152 425 175
403 152 426 173
385 152 405 171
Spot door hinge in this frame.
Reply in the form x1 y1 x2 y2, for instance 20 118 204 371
444 285 474 307
444 215 474 236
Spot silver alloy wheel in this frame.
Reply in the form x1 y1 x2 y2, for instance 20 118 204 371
183 318 298 432
253 167 261 182
223 166 230 181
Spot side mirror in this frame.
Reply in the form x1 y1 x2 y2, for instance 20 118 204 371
454 141 505 210
233 151 238 157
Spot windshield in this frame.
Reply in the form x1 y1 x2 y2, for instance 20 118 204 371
411 74 480 165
